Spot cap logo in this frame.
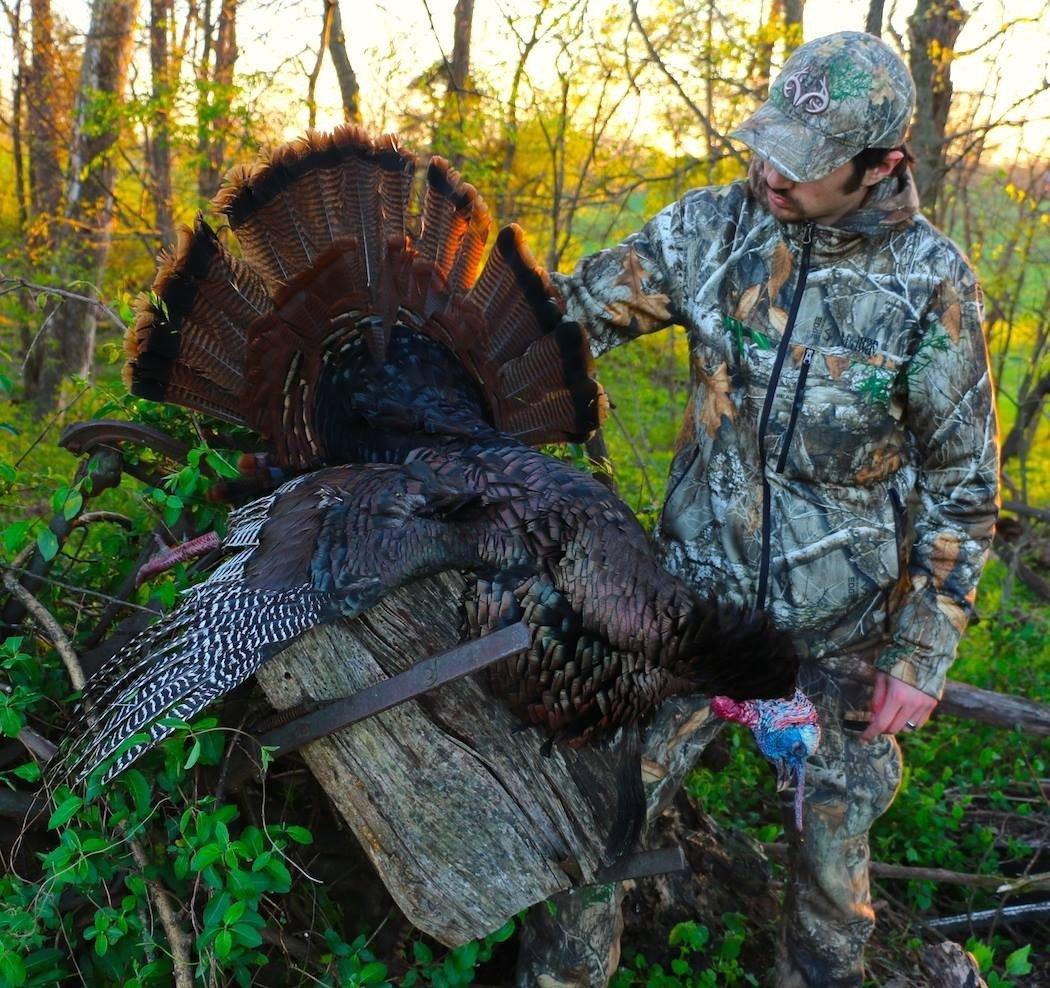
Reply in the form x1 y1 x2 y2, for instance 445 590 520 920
782 69 830 114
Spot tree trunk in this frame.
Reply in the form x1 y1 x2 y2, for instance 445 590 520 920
27 0 62 230
907 0 969 222
149 0 176 246
437 0 474 167
326 0 360 123
253 573 645 947
196 0 237 202
865 0 887 36
23 0 139 407
782 0 805 44
449 0 473 94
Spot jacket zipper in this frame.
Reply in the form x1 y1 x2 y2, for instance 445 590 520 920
889 487 907 579
754 222 815 614
775 347 814 473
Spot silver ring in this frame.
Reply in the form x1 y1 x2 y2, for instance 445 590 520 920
905 720 918 730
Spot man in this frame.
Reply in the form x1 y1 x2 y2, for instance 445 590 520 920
517 31 999 987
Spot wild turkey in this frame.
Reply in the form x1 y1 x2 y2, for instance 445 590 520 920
62 127 813 790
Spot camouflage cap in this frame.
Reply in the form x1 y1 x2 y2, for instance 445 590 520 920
730 32 916 183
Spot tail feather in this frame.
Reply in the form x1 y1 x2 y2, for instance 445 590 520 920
375 132 416 247
63 585 340 786
465 226 560 352
125 218 272 424
417 158 488 293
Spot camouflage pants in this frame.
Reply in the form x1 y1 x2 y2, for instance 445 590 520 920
516 659 903 987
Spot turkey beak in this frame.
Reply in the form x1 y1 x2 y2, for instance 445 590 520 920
774 757 796 793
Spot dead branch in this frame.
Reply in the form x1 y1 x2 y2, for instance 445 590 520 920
765 843 1049 894
994 534 1050 601
73 511 134 530
919 942 989 988
0 275 127 334
833 657 1050 735
1001 500 1050 525
2 571 85 692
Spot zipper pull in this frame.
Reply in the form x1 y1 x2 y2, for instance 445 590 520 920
802 222 814 246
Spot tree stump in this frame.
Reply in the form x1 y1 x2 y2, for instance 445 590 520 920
254 572 640 947
919 942 989 988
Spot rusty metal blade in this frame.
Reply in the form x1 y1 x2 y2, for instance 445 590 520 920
233 622 532 782
591 846 689 884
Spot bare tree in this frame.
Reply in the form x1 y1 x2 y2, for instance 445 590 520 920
22 0 139 406
907 0 969 220
26 0 62 231
865 0 887 36
148 0 176 246
196 0 238 202
326 0 360 122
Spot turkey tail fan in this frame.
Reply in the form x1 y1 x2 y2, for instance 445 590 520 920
59 583 345 789
125 217 272 425
457 226 609 444
127 128 606 471
211 127 416 306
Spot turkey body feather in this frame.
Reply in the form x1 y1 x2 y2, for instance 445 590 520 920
64 127 799 787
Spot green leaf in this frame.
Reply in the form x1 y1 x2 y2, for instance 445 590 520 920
62 491 84 520
0 951 27 986
1005 945 1032 976
191 844 222 871
47 794 84 829
123 770 152 816
412 940 433 964
36 528 59 562
359 961 388 984
12 761 41 782
184 738 201 770
3 521 29 551
231 922 263 948
203 892 233 930
214 929 233 958
285 825 313 845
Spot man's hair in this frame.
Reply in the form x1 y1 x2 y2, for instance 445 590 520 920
844 144 915 194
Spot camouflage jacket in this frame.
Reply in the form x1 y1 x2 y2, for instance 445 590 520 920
554 168 999 698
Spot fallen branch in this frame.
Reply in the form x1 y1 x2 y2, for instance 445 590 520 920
994 534 1050 600
833 657 1050 736
74 511 134 531
920 942 989 988
763 843 1009 889
924 900 1050 935
2 571 86 692
1000 500 1050 524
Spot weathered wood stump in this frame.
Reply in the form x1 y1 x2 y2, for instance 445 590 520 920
255 572 639 947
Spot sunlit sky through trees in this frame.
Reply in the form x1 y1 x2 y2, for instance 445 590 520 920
32 0 1050 165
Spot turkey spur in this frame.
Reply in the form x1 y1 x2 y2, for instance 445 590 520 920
63 127 800 786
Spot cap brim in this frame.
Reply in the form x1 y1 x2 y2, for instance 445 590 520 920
729 102 857 183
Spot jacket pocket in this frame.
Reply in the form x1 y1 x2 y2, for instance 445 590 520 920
740 342 907 486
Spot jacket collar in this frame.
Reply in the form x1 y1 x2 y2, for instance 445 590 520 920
746 158 920 247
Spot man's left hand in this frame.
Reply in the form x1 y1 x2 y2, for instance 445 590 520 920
861 671 937 742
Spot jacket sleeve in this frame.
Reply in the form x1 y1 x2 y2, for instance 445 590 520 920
875 256 1000 698
551 202 685 357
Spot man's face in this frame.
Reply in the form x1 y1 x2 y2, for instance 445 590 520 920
759 159 871 227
